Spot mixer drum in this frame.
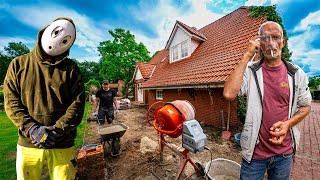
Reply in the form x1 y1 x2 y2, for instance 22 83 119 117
154 100 195 138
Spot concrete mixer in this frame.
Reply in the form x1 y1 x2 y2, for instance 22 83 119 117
148 100 207 179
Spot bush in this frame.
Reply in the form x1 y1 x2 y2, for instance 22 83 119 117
237 96 247 124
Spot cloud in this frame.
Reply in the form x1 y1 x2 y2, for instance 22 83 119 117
245 0 281 6
288 25 320 76
0 36 34 52
5 3 107 55
74 55 101 62
293 10 320 32
128 0 223 54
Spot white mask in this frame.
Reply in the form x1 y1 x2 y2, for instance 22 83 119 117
41 19 76 56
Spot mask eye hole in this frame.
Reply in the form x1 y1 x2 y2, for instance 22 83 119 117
60 35 72 47
51 26 63 38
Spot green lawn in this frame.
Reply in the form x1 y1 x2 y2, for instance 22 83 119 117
0 103 91 179
0 112 18 180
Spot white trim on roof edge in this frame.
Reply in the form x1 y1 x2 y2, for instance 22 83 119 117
165 23 205 49
134 67 144 80
149 66 156 78
140 83 224 90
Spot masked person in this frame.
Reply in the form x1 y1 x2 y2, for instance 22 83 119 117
224 21 311 180
4 17 85 180
94 80 117 125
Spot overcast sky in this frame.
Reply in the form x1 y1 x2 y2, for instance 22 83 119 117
0 0 319 76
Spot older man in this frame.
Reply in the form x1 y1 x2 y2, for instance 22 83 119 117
224 21 311 180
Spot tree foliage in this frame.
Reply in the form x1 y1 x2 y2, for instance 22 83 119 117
249 5 292 62
98 28 150 96
4 42 30 58
76 60 102 84
309 76 320 90
0 42 30 84
84 78 101 92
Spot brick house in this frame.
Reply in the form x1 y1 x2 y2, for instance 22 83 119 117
134 7 266 129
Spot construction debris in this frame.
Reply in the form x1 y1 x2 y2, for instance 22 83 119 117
139 136 158 154
118 99 131 110
76 144 106 179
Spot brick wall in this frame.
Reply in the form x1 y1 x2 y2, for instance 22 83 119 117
147 88 239 130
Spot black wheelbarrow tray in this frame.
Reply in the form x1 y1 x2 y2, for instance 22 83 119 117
98 123 129 142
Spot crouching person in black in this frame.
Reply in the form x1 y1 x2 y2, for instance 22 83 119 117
94 80 117 125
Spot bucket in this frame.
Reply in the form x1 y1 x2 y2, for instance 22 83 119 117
205 158 240 180
234 133 241 146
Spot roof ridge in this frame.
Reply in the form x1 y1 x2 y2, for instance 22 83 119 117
199 6 248 31
176 20 207 39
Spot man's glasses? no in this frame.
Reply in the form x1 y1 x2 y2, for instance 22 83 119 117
259 35 282 42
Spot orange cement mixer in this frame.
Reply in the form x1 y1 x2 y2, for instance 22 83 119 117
152 100 195 138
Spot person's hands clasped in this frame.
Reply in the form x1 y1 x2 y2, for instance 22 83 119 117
269 120 291 145
28 124 64 148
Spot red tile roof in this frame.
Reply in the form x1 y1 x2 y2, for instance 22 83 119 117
136 49 169 79
149 49 169 65
136 62 155 79
176 20 207 40
141 7 266 88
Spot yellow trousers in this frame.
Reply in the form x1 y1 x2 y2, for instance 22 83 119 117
16 145 76 180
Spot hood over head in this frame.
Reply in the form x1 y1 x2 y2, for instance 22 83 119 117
32 17 76 66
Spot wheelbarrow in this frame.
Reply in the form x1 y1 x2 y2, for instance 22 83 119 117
98 123 128 157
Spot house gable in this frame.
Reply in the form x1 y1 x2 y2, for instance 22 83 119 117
165 22 205 63
135 67 143 81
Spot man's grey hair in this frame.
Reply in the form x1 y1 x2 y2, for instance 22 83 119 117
258 21 283 37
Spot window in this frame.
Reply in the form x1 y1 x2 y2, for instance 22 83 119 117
170 39 189 62
172 45 179 61
181 40 188 58
156 90 163 100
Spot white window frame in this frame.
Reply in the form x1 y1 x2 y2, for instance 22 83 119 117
172 45 179 61
181 40 188 58
156 90 163 100
170 39 190 63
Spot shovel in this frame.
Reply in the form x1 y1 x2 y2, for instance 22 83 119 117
221 101 231 140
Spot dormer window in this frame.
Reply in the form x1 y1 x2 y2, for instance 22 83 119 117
166 21 206 64
172 45 179 61
181 40 188 58
170 39 190 63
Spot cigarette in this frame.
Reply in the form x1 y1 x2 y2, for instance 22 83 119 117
271 50 274 58
250 52 256 63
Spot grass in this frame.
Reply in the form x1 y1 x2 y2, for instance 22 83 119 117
0 103 91 179
75 103 91 148
0 112 18 180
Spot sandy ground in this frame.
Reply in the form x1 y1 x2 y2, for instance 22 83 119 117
81 106 242 180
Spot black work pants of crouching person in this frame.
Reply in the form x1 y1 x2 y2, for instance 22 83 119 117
97 107 114 125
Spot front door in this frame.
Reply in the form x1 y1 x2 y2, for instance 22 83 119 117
137 87 144 102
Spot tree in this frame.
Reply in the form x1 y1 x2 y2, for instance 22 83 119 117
309 76 320 90
249 5 292 62
4 42 30 58
0 42 30 84
98 28 150 97
76 60 102 84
